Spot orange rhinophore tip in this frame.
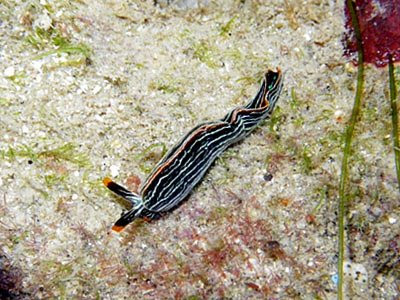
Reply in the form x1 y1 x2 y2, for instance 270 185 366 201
103 177 113 187
112 224 125 232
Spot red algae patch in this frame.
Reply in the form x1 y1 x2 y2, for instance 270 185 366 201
343 0 400 67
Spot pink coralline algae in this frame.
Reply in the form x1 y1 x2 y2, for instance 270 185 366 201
343 0 400 67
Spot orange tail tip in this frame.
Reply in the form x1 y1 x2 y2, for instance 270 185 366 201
103 177 113 187
112 224 126 232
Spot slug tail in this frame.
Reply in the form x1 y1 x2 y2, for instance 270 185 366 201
112 205 145 232
103 177 142 205
111 224 126 232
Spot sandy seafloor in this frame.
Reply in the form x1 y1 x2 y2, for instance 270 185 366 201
0 0 399 299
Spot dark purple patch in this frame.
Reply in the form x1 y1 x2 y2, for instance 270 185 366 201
0 255 28 299
343 0 400 67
